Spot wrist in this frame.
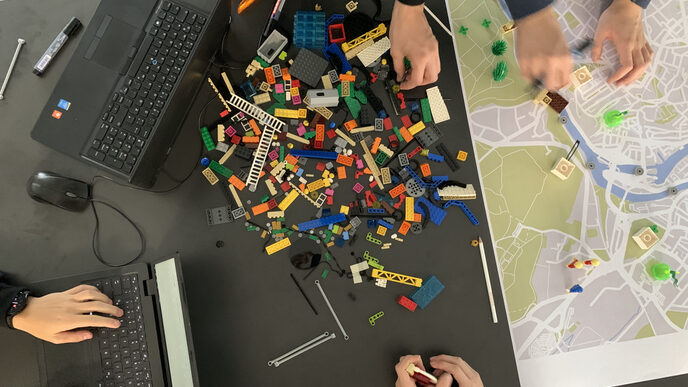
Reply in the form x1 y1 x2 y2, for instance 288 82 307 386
394 0 424 16
516 5 553 25
8 295 32 332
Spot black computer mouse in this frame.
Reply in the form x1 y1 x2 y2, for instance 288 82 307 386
27 171 92 212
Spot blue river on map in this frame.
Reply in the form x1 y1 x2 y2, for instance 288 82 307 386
559 110 688 203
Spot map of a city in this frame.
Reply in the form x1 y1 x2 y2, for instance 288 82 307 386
447 0 688 385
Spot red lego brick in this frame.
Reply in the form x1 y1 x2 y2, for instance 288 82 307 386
280 181 291 192
370 73 378 83
401 115 412 128
326 196 333 205
267 199 278 209
220 109 229 118
326 129 337 139
383 117 393 130
328 23 346 44
397 295 417 312
408 145 423 158
291 79 300 88
316 162 326 171
230 135 241 144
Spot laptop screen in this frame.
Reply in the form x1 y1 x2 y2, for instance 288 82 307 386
155 258 196 386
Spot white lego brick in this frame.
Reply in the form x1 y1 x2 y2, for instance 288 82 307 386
306 88 340 107
632 227 659 250
375 278 387 288
551 157 576 180
357 37 391 67
426 86 450 123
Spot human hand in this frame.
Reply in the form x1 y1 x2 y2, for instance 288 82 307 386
395 355 428 387
12 284 123 344
514 6 572 90
430 355 483 387
389 0 440 90
591 0 652 86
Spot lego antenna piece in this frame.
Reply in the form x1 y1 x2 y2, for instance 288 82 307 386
477 237 498 323
268 331 335 367
315 280 350 340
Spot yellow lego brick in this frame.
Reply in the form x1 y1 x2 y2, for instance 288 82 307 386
274 108 300 119
408 121 425 136
326 241 335 247
322 74 333 89
405 197 415 222
298 108 307 119
202 167 219 185
377 225 387 236
340 205 350 215
218 144 236 164
290 87 300 97
457 151 468 161
278 190 299 211
307 179 326 192
265 238 292 255
371 268 422 287
333 225 341 234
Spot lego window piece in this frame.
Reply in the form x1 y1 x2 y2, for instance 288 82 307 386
293 11 327 49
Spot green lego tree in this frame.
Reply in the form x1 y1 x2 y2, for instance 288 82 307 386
491 40 507 56
493 61 508 81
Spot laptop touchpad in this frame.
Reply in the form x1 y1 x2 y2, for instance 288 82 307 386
84 15 140 74
39 340 99 386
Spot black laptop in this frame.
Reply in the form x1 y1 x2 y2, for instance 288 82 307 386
31 0 229 188
29 255 199 386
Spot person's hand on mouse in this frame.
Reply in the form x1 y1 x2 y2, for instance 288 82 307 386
12 284 123 344
591 0 653 86
430 355 484 387
389 0 441 90
514 5 572 90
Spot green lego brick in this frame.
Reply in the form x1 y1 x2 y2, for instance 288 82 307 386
324 230 333 243
261 195 270 203
209 160 232 178
354 88 367 104
285 162 294 170
420 98 432 123
273 89 286 105
308 235 320 242
245 130 254 137
321 269 329 279
254 56 269 68
344 96 361 118
303 131 317 139
279 146 285 162
393 127 404 143
200 126 215 151
375 152 388 165
324 252 332 261
278 51 287 61
246 225 257 231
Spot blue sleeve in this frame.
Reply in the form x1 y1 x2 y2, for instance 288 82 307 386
504 0 554 20
632 0 651 9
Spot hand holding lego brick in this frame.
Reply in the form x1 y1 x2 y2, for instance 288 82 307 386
390 0 440 90
395 355 430 387
430 355 483 387
514 6 572 90
591 0 652 86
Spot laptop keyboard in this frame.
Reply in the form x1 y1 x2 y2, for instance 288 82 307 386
84 1 207 175
87 274 153 387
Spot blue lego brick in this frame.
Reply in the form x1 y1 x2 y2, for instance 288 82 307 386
322 208 331 216
367 208 385 214
289 149 339 160
410 275 445 309
240 81 256 99
443 200 479 225
367 219 377 228
404 166 442 188
323 43 352 73
342 231 349 240
409 101 419 112
427 152 444 162
294 11 326 49
298 213 347 231
296 168 304 176
378 220 394 229
414 196 447 226
431 176 448 183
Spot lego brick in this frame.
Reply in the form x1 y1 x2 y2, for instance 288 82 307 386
253 92 271 105
414 123 442 148
321 74 333 89
289 149 339 160
265 237 292 255
410 275 445 309
366 232 383 245
375 278 388 288
274 108 301 119
420 163 431 177
633 227 659 249
257 29 288 63
278 190 300 211
252 202 270 216
202 167 219 185
328 23 346 44
427 152 443 163
231 207 246 219
398 221 411 235
293 11 326 49
206 206 233 226
376 225 387 236
289 48 329 88
228 175 246 191
425 86 450 123
306 88 340 108
297 213 347 231
420 98 432 123
380 167 391 185
353 182 364 193
405 197 415 222
200 126 215 151
414 196 447 225
357 37 391 67
371 268 422 287
437 184 476 200
368 311 384 326
457 151 468 161
397 295 417 312
551 157 576 180
570 65 592 89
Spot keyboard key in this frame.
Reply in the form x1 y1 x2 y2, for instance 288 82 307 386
161 1 171 11
170 5 180 14
87 148 106 162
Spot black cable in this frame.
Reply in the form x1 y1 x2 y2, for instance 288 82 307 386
90 199 146 267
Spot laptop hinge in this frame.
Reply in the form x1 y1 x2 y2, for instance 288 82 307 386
143 278 157 296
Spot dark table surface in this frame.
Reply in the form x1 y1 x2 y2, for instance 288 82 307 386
0 0 682 386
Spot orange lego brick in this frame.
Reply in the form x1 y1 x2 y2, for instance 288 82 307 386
339 73 355 82
371 137 381 154
242 136 260 143
420 163 431 177
337 166 346 179
389 183 406 198
285 154 299 166
398 221 411 235
248 119 261 136
264 67 276 84
344 119 358 131
336 154 353 166
252 202 270 215
399 127 413 143
228 175 246 191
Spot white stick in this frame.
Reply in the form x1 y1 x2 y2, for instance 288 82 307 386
424 6 452 37
272 333 336 367
268 331 330 366
315 280 349 340
478 236 498 323
0 38 26 100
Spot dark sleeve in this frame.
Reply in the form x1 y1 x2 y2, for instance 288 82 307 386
632 0 651 9
504 0 553 20
0 279 26 329
397 0 424 5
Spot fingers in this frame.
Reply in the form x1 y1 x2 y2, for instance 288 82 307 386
76 301 124 317
401 60 427 90
430 359 470 384
65 284 99 295
607 42 634 84
591 30 608 62
73 288 112 304
68 314 121 330
51 330 94 344
616 43 653 86
391 51 406 83
422 56 441 85
434 372 454 387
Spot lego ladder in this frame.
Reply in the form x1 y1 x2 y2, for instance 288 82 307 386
246 126 276 191
227 94 285 133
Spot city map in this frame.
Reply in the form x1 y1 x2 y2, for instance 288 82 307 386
446 0 688 385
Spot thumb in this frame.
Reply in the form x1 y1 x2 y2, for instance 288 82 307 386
434 372 453 387
591 30 607 62
53 330 93 344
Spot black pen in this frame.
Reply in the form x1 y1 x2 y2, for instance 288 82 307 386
33 17 82 76
261 0 286 41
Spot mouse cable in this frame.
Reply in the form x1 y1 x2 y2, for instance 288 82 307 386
90 199 146 267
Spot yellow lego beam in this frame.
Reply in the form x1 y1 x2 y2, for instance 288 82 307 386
371 269 422 287
342 23 387 53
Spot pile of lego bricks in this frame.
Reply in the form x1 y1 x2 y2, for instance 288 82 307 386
199 6 479 315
